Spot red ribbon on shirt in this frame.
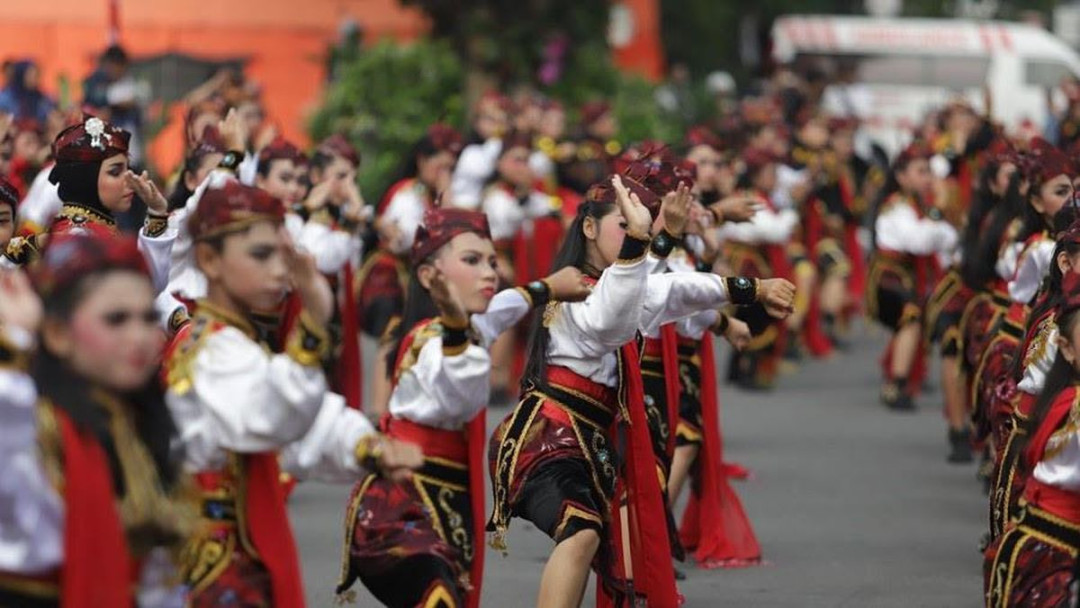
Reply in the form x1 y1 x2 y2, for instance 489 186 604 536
601 339 680 607
660 325 681 459
244 452 306 607
678 333 762 567
56 408 132 608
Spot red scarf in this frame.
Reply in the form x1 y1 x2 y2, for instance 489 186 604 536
338 262 363 409
55 408 132 608
1025 386 1080 469
677 334 761 567
600 340 679 607
244 452 306 607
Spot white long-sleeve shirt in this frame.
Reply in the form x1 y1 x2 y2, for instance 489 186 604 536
1009 238 1054 305
389 288 532 430
719 206 799 245
450 139 501 210
545 253 730 388
481 186 554 242
874 197 958 256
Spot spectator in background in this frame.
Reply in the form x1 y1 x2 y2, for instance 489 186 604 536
0 60 56 124
83 45 147 169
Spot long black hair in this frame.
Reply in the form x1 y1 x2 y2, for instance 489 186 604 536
1015 305 1080 466
381 133 448 200
519 197 616 392
957 162 1009 286
383 267 441 378
961 172 1024 290
32 271 180 494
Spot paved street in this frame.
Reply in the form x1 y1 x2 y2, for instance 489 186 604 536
292 328 987 607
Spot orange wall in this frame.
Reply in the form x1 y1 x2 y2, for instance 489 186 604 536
0 0 429 172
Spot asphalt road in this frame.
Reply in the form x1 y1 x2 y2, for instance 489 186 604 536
291 328 987 607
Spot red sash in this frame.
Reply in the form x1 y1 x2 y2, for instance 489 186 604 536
244 452 305 607
1023 479 1080 524
1025 386 1080 470
677 334 761 567
600 340 679 608
56 409 132 608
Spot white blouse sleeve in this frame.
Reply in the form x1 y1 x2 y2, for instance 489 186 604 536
167 327 328 463
719 208 799 244
450 139 502 210
0 331 64 574
16 166 62 232
1010 240 1055 305
470 288 532 347
279 392 376 483
481 189 523 242
137 225 178 295
874 203 958 255
382 188 427 252
388 333 492 429
294 219 361 275
552 256 649 355
639 272 729 337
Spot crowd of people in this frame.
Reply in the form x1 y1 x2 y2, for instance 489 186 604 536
1 41 1080 608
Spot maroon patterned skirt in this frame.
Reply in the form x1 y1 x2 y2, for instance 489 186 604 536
985 486 1080 608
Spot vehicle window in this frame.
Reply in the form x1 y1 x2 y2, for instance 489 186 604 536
1025 60 1076 88
797 53 990 88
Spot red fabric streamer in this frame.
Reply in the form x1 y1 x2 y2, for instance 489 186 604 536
56 409 132 608
244 452 306 607
599 341 680 607
678 334 761 567
337 262 363 409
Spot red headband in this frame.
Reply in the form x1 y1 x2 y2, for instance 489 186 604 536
1022 137 1072 185
585 157 695 220
411 207 491 265
428 123 463 155
52 116 131 164
32 233 149 300
188 181 286 241
258 136 304 166
318 133 360 168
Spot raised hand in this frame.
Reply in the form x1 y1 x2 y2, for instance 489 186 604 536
218 108 249 152
656 182 692 238
758 278 796 319
283 229 333 326
0 270 43 337
125 170 169 216
611 175 652 240
542 266 592 302
711 194 760 224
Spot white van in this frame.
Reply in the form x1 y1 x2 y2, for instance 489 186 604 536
771 15 1080 156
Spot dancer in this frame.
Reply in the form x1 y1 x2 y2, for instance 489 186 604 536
338 206 591 607
867 142 958 411
164 181 420 607
489 172 794 607
985 270 1080 608
0 233 193 605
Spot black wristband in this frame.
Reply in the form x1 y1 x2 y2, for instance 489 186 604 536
523 280 551 308
927 208 944 221
714 313 730 335
649 229 680 259
219 150 244 172
617 234 650 263
695 259 713 273
725 276 758 306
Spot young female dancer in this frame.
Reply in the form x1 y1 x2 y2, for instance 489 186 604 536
338 206 590 607
867 142 958 411
985 270 1080 607
164 181 421 607
0 233 193 606
489 172 794 607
